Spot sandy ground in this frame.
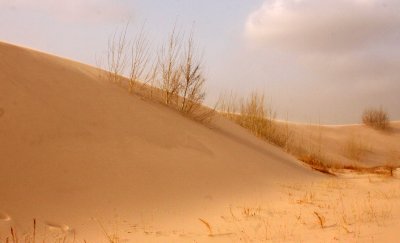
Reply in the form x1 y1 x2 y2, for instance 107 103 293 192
0 42 399 242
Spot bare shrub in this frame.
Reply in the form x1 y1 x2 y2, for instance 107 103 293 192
141 59 159 99
158 25 183 105
95 53 106 80
128 23 151 93
362 107 390 130
102 22 210 122
154 25 208 118
179 30 206 114
107 23 129 84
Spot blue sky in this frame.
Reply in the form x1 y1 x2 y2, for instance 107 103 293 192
1 0 399 124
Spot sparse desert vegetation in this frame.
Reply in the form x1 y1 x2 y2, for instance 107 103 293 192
216 91 400 175
215 179 398 242
98 21 400 177
217 91 335 173
5 177 397 242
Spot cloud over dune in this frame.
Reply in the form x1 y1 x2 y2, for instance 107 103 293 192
246 0 400 53
243 0 400 122
244 0 400 85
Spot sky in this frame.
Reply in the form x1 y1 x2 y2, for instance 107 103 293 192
1 0 399 124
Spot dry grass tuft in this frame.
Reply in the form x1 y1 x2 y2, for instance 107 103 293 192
344 135 370 161
218 91 290 149
1 219 74 243
298 151 333 175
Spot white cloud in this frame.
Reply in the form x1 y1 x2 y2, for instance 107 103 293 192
2 0 133 23
246 0 400 53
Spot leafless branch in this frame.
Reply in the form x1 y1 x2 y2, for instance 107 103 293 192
158 24 183 105
107 22 129 84
128 22 151 93
180 29 206 114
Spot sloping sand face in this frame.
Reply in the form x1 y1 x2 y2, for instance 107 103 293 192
0 42 319 241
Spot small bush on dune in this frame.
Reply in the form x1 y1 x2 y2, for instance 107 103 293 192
362 107 390 130
157 25 207 115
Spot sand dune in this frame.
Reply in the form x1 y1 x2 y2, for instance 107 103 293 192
286 122 400 168
0 42 317 241
0 42 399 242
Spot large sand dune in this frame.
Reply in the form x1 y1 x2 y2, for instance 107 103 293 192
0 42 318 241
1 42 399 242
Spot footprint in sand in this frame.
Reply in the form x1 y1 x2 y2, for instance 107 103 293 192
45 222 70 232
0 212 11 222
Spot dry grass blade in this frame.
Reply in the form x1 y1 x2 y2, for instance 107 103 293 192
97 220 115 243
10 227 17 243
314 211 326 229
33 218 36 243
198 218 213 236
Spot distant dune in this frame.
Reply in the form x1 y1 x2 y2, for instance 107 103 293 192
286 121 400 169
0 42 399 242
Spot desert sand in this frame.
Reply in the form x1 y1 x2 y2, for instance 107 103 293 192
0 42 399 242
